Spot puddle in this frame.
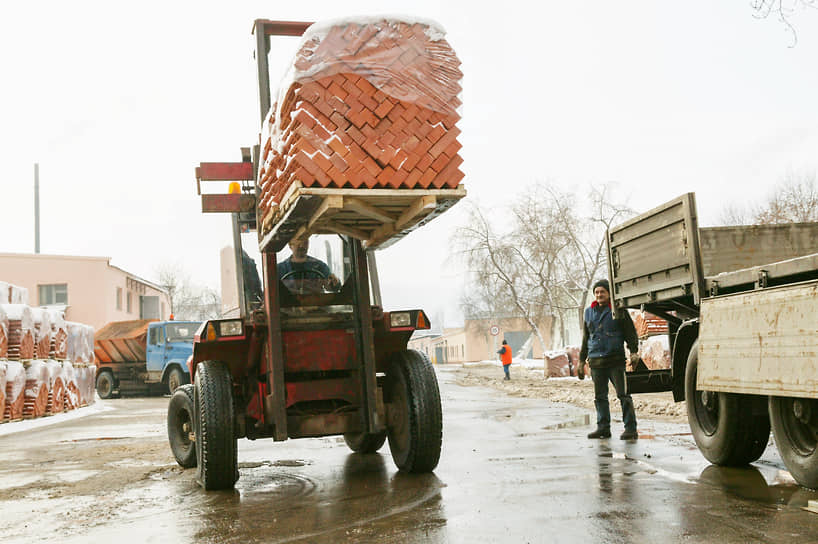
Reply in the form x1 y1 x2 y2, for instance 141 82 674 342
542 414 591 430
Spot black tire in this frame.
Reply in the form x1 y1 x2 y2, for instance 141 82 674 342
96 371 115 400
385 349 442 472
769 396 818 489
194 361 238 490
344 431 387 453
685 341 770 466
167 384 197 468
167 367 187 394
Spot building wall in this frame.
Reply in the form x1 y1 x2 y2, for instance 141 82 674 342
409 316 554 364
0 253 170 330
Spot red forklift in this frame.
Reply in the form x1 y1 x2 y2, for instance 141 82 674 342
166 20 443 490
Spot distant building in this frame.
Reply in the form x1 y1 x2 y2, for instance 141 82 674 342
409 315 559 364
0 252 171 330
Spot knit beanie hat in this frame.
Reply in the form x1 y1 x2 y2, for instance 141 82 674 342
592 279 610 294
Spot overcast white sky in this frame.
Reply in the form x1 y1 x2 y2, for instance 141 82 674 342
2 1 817 327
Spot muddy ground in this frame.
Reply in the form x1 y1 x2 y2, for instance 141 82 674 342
453 362 688 423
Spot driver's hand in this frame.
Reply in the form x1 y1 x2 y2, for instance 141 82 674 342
324 274 341 290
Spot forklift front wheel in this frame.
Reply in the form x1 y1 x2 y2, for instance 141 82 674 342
194 361 238 490
168 384 197 468
385 350 442 473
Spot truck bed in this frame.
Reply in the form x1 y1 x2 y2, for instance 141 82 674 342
607 193 818 316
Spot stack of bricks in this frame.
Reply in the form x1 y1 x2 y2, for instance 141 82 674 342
0 304 7 359
4 360 25 420
48 309 68 360
630 310 669 339
46 360 65 414
0 363 6 418
23 360 49 418
258 18 463 229
4 304 35 361
31 308 52 360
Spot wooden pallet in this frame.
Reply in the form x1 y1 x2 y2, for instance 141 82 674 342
260 181 466 252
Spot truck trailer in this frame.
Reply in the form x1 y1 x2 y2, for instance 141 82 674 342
94 319 200 398
608 193 818 488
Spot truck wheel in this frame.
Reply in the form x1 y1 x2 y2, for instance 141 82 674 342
167 367 187 394
769 396 818 488
167 384 197 468
385 349 442 472
344 430 387 453
194 361 238 490
685 341 770 466
96 371 115 400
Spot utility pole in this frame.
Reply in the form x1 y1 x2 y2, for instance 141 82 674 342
34 163 40 253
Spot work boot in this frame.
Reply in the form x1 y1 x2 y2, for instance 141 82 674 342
587 429 611 439
620 430 638 440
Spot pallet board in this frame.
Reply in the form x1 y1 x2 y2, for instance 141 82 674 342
260 181 465 252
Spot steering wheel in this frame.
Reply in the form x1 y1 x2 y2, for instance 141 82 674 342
281 268 329 294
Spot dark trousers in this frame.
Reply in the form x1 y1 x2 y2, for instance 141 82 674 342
590 366 637 432
503 364 510 379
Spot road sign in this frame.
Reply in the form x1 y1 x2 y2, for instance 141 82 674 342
489 325 500 336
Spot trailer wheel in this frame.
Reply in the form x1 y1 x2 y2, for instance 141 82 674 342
685 341 770 466
167 367 186 394
194 361 238 490
769 396 818 488
96 370 115 399
385 349 442 472
167 384 196 468
344 430 387 453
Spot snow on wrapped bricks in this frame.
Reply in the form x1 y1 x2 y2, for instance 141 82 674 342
4 361 25 420
30 308 52 359
48 309 68 360
23 360 49 418
3 304 35 361
45 360 65 414
258 17 466 251
0 362 6 416
0 304 7 359
545 350 572 378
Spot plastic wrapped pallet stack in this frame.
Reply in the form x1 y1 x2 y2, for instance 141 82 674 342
4 360 25 420
47 308 68 360
30 308 53 360
0 304 7 359
258 16 464 245
4 304 35 361
23 360 49 418
45 359 65 414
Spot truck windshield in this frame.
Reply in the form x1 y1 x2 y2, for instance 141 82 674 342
166 323 199 343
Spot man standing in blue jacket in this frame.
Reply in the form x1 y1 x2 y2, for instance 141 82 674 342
579 279 640 440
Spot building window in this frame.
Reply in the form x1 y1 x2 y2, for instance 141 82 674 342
127 291 132 313
116 287 122 310
39 284 68 305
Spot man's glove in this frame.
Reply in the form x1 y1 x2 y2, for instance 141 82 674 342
577 362 585 380
629 352 640 368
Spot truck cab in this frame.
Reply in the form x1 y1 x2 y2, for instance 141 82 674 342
146 321 201 391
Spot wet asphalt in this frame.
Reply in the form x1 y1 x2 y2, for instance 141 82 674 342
1 366 818 543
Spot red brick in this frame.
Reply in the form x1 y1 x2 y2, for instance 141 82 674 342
418 166 437 188
374 99 395 118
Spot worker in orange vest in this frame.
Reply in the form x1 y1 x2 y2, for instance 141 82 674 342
497 339 512 380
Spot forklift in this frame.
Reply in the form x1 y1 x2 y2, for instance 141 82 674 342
166 20 443 490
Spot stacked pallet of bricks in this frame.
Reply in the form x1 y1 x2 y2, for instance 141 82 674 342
46 360 65 415
4 360 25 420
31 308 52 360
4 304 35 361
258 17 463 236
23 360 49 418
628 310 671 371
48 309 68 360
0 304 7 359
545 350 572 378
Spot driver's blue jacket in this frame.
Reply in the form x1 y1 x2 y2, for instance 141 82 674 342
277 256 331 279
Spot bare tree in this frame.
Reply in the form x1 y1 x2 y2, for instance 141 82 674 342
156 264 222 320
720 170 818 225
751 0 818 47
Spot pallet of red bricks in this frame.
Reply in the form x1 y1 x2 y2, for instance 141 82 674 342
258 16 466 251
0 280 96 423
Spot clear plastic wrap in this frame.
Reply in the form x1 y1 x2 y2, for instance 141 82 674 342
30 307 53 359
257 16 464 234
10 284 29 305
0 281 9 304
3 304 35 361
0 304 7 359
4 360 25 420
47 308 68 359
62 361 79 411
82 324 95 365
66 321 85 363
46 359 65 413
23 360 49 418
0 361 6 416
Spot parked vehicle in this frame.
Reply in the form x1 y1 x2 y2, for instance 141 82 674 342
94 319 200 398
608 192 818 488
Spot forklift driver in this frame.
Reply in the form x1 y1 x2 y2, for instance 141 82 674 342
277 237 341 292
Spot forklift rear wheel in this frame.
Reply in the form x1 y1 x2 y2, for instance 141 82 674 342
96 371 115 400
194 361 238 490
344 430 387 453
167 367 187 394
386 350 442 473
168 384 197 468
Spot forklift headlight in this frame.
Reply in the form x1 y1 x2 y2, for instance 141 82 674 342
218 320 243 337
390 312 412 328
